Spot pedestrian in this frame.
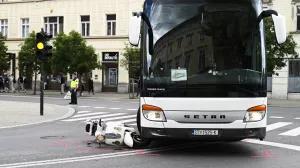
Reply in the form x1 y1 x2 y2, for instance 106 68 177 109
0 74 4 92
4 74 10 92
88 77 94 95
10 74 16 93
59 73 65 94
69 72 79 105
18 75 24 93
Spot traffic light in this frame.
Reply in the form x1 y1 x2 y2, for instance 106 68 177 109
36 29 53 60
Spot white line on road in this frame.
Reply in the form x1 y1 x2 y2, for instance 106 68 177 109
243 139 300 152
94 107 105 109
71 112 109 118
266 122 292 132
126 109 137 111
78 106 90 108
269 116 284 119
109 108 121 110
0 142 203 168
101 115 136 121
77 111 91 114
279 127 300 136
61 113 125 122
295 118 300 120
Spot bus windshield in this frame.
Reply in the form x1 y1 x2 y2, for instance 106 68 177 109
141 0 267 98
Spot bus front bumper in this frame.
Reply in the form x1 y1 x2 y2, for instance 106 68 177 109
140 127 266 141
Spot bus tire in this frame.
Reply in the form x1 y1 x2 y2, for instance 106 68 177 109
131 132 151 148
136 108 141 134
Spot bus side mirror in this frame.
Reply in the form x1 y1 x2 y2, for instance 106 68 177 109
129 16 142 46
271 14 286 44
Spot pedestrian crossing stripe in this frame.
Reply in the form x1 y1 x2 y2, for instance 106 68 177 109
62 111 300 137
266 122 292 132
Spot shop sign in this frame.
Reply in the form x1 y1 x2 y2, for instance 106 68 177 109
102 52 119 61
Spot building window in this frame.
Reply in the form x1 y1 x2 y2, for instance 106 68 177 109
297 6 300 31
44 16 64 37
21 18 29 38
185 51 193 71
198 46 206 72
175 55 182 68
289 60 300 77
198 32 205 42
0 19 8 37
187 34 193 45
106 14 116 36
177 38 183 50
81 15 90 36
1 0 8 2
132 12 137 16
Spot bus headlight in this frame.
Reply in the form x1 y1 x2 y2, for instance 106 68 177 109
243 105 266 122
142 104 166 122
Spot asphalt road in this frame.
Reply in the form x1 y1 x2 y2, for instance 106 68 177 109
0 94 299 168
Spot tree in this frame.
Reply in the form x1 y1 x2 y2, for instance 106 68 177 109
0 33 8 74
18 31 51 94
120 43 140 79
264 17 299 75
52 30 102 95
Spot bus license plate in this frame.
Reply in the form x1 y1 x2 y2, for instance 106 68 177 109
192 130 218 136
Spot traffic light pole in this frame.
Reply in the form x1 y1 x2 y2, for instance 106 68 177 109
36 28 52 116
40 61 44 116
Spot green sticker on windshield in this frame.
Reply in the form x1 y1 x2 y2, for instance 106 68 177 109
171 69 187 81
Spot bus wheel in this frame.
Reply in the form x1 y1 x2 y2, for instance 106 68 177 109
136 108 141 134
131 132 151 148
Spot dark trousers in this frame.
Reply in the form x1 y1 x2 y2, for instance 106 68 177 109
88 86 94 94
71 89 77 104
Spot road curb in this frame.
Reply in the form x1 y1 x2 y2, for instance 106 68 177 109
0 104 76 130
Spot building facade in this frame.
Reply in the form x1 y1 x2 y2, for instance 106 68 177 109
0 0 143 93
263 0 300 99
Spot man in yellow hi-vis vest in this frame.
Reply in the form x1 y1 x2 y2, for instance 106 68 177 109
69 72 79 104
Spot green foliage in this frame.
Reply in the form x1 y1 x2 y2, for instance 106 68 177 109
52 30 102 75
264 17 299 75
0 33 8 74
18 31 51 78
120 43 140 79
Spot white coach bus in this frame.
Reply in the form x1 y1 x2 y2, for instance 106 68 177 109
129 0 286 142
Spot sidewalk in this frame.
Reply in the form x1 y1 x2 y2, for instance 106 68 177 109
268 99 300 108
0 100 75 129
0 90 132 100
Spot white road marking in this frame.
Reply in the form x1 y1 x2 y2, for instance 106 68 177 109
126 109 137 111
269 116 284 119
78 106 90 108
243 139 300 152
94 107 105 109
100 115 136 121
61 113 126 122
295 118 300 120
266 122 292 132
109 108 121 110
77 111 91 114
71 112 109 118
279 127 300 136
0 143 202 168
